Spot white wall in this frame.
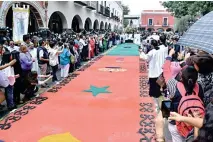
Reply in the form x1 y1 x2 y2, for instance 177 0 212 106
130 19 140 28
47 1 123 31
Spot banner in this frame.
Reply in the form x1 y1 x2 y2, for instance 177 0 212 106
12 5 29 42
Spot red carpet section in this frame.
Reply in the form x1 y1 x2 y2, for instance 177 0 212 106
0 54 156 142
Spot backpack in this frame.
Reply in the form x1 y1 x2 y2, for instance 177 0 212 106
176 82 205 138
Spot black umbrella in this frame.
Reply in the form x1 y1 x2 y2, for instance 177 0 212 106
178 11 213 53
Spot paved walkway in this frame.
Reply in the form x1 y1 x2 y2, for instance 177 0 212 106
0 43 157 142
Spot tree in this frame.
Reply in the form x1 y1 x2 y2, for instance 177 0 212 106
122 4 130 15
123 19 129 28
175 15 195 34
162 1 213 18
122 4 130 28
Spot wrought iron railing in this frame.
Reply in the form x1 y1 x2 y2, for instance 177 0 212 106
99 5 104 14
105 7 110 17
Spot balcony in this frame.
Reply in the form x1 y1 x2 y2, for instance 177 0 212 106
86 1 96 10
104 7 110 17
74 1 88 6
162 24 169 27
98 5 104 14
147 24 154 27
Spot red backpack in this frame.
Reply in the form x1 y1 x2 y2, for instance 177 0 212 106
176 82 205 138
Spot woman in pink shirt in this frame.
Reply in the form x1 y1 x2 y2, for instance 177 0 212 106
88 36 95 59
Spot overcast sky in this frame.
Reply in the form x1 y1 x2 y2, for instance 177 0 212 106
122 0 165 15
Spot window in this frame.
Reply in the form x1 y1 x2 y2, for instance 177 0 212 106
163 17 168 26
148 19 153 26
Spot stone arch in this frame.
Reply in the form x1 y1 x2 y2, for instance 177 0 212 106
113 25 117 31
157 28 164 33
0 1 45 27
48 11 68 33
100 21 104 30
166 28 173 32
147 28 155 32
108 23 111 30
93 19 99 30
84 18 92 31
105 22 108 30
72 15 83 33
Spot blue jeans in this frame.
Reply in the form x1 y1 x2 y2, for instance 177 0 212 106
5 85 15 108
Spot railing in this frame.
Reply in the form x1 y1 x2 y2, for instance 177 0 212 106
105 7 110 17
99 5 104 14
162 24 169 27
147 24 154 26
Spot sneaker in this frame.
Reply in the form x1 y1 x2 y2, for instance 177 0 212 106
55 81 60 85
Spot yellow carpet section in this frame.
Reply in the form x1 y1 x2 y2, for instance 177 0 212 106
38 132 81 142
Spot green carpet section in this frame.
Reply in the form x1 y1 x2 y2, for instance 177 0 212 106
106 43 140 56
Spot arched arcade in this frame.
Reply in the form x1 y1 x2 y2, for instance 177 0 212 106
72 15 83 33
48 11 68 33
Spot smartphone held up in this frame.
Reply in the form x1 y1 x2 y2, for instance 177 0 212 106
161 100 171 119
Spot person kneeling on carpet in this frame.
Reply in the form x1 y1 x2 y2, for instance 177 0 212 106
21 71 52 102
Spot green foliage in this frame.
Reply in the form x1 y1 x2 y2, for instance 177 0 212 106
122 4 130 28
175 15 196 33
122 4 130 15
125 27 136 34
162 1 213 18
123 19 129 28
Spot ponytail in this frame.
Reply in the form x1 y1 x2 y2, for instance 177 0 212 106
181 66 198 95
184 78 196 95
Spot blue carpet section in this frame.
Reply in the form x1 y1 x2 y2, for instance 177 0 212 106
106 43 140 56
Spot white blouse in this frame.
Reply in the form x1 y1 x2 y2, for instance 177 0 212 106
139 49 164 78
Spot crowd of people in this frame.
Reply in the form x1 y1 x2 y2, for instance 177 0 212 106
139 32 213 142
0 31 121 112
2 27 213 141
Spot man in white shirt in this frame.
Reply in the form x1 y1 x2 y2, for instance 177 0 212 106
139 39 163 98
79 35 87 61
158 35 169 72
79 35 86 52
48 41 63 83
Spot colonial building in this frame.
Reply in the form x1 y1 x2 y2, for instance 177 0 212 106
140 10 174 32
0 1 123 33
